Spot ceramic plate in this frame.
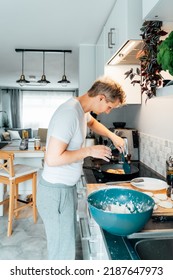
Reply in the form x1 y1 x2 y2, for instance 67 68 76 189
131 177 167 191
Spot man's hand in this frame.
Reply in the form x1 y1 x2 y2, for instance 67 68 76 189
88 145 112 162
111 134 125 153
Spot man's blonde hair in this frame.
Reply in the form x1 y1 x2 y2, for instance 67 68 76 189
88 76 126 105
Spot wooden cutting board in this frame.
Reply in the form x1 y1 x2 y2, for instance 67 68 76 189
86 183 173 216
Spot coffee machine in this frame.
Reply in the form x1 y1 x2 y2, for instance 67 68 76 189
113 128 139 161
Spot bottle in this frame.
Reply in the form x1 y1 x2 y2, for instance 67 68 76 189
22 130 26 139
19 138 28 150
166 156 173 199
34 136 41 150
171 181 173 201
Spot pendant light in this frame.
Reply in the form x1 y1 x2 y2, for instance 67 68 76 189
58 52 70 86
37 51 50 84
16 51 30 85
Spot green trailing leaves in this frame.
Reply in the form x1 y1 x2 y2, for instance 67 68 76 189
157 31 173 76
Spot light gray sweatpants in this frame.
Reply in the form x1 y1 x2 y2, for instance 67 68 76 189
37 176 77 260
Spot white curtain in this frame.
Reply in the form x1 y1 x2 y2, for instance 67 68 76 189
21 90 77 129
1 89 22 128
10 89 22 128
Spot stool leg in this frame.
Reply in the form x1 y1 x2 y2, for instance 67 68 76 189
14 184 19 218
32 172 37 223
8 181 15 237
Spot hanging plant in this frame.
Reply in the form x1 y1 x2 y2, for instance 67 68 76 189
124 21 167 101
157 31 173 75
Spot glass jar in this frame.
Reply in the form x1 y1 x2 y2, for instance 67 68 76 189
19 138 28 150
34 136 41 150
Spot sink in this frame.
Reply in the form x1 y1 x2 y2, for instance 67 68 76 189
134 238 173 260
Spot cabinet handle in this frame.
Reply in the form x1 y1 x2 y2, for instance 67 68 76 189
81 175 87 189
79 217 91 239
108 28 115 49
87 240 92 255
110 28 115 46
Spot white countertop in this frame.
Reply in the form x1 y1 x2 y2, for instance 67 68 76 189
1 140 45 158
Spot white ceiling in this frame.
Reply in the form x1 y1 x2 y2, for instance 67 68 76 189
0 0 116 90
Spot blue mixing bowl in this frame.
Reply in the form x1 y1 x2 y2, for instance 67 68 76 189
87 188 155 236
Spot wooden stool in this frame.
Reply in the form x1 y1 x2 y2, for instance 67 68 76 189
0 151 39 236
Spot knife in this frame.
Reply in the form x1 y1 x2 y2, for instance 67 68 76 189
106 178 144 185
106 180 132 185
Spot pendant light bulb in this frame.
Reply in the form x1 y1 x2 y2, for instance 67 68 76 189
37 51 50 84
16 51 30 86
58 52 70 86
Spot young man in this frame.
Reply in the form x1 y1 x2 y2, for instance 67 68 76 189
37 76 126 259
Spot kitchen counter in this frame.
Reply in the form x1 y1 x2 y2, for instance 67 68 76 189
83 157 173 216
80 157 173 260
86 183 173 217
86 183 173 259
82 155 173 260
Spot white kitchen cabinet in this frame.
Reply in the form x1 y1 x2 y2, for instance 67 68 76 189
95 0 142 81
79 44 96 96
105 65 142 104
104 0 142 64
95 28 105 78
77 175 109 260
142 0 159 19
104 0 125 63
142 0 173 21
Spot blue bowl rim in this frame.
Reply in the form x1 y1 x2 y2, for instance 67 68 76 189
87 187 155 215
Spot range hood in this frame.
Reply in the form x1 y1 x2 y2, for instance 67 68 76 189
107 40 143 65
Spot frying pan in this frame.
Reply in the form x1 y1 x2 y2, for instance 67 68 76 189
100 163 139 181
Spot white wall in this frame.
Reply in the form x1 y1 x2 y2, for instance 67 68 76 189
105 65 142 104
100 64 142 129
136 86 173 141
97 105 141 129
98 84 173 143
102 59 173 141
138 85 173 176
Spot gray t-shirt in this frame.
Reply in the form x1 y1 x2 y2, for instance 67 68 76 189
42 98 91 185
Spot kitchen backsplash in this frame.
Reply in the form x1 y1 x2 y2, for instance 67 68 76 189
139 132 173 178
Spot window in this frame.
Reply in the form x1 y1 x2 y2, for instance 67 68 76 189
21 90 77 129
